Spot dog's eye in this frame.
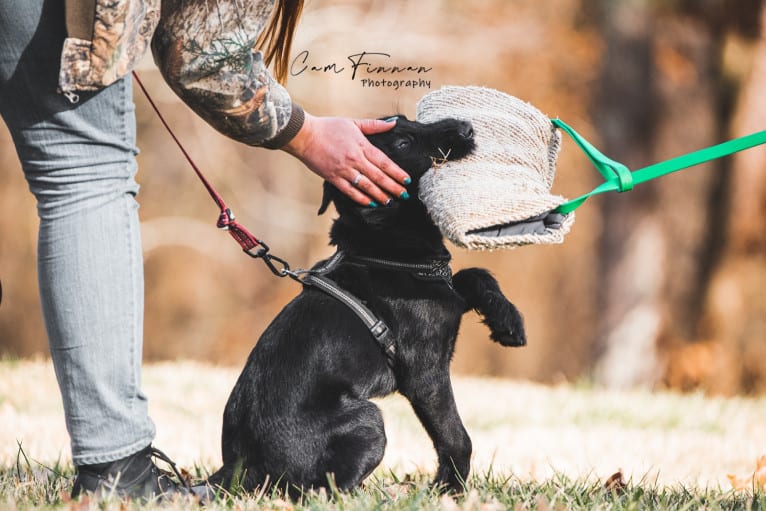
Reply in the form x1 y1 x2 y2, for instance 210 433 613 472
394 138 411 151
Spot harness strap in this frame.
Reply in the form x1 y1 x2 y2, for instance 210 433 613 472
300 250 396 365
552 118 766 214
302 274 397 364
298 250 456 366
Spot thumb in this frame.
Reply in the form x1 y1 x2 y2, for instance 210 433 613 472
354 118 396 135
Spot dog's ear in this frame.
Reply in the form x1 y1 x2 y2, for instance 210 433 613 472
317 181 334 215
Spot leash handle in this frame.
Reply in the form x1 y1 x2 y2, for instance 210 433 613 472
132 71 265 254
552 118 766 214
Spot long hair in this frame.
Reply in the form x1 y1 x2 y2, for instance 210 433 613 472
256 0 305 84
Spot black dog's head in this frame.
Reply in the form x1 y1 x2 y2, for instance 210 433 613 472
317 115 474 257
366 115 475 185
318 115 474 215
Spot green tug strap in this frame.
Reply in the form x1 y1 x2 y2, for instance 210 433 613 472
552 118 766 215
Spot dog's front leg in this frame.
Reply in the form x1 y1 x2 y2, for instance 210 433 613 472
453 268 526 347
401 371 471 492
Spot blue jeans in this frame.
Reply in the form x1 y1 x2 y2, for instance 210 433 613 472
0 0 156 464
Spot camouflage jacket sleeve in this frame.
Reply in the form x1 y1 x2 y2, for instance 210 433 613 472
150 0 304 149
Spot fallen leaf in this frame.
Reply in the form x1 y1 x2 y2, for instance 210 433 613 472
179 467 194 487
604 470 626 493
728 454 766 491
67 494 90 511
727 473 750 491
263 498 293 511
382 482 411 500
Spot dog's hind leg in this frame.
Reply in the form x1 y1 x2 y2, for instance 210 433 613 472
453 268 526 347
401 370 471 492
206 460 266 495
314 399 386 490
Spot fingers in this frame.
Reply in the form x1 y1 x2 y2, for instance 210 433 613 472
346 170 396 208
282 113 413 208
343 120 412 207
333 175 382 208
361 138 412 187
354 117 411 184
355 118 397 135
354 157 410 205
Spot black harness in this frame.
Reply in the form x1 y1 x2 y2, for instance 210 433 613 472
300 250 453 366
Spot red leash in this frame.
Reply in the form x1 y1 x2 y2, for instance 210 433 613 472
132 71 295 277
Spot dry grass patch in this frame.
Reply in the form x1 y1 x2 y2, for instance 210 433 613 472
1 358 765 508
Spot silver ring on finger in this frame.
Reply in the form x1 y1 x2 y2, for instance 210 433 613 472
352 172 363 187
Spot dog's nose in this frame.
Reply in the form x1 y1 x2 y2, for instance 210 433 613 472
458 122 474 140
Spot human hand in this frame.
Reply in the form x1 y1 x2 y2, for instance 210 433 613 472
282 113 411 207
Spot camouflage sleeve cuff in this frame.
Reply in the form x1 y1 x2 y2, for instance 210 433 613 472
261 103 305 149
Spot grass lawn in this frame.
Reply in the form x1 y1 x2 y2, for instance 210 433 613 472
1 359 765 509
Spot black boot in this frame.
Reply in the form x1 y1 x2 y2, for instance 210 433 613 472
71 445 191 501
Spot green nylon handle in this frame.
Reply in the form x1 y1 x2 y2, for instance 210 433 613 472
552 118 766 215
551 119 634 193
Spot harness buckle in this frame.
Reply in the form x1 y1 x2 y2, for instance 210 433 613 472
370 320 389 340
370 320 397 361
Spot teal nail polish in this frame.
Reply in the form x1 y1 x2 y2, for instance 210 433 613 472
369 201 378 208
403 177 412 185
400 191 410 200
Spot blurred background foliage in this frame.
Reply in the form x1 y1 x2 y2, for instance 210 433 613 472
1 0 764 394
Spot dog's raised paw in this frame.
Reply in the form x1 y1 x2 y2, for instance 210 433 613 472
488 314 527 347
490 329 526 347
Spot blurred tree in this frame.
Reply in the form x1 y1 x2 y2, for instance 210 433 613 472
586 0 765 391
686 2 766 394
585 0 661 389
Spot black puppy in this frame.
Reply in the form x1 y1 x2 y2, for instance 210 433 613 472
209 116 526 496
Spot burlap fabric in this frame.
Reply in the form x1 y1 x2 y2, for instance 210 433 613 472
416 86 575 250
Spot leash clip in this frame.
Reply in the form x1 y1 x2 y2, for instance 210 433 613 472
245 242 302 281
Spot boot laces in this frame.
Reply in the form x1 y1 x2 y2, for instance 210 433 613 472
148 446 191 490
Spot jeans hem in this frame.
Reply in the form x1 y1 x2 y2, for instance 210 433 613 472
72 433 155 466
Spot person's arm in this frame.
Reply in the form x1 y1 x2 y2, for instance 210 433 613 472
151 0 297 147
151 0 410 205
